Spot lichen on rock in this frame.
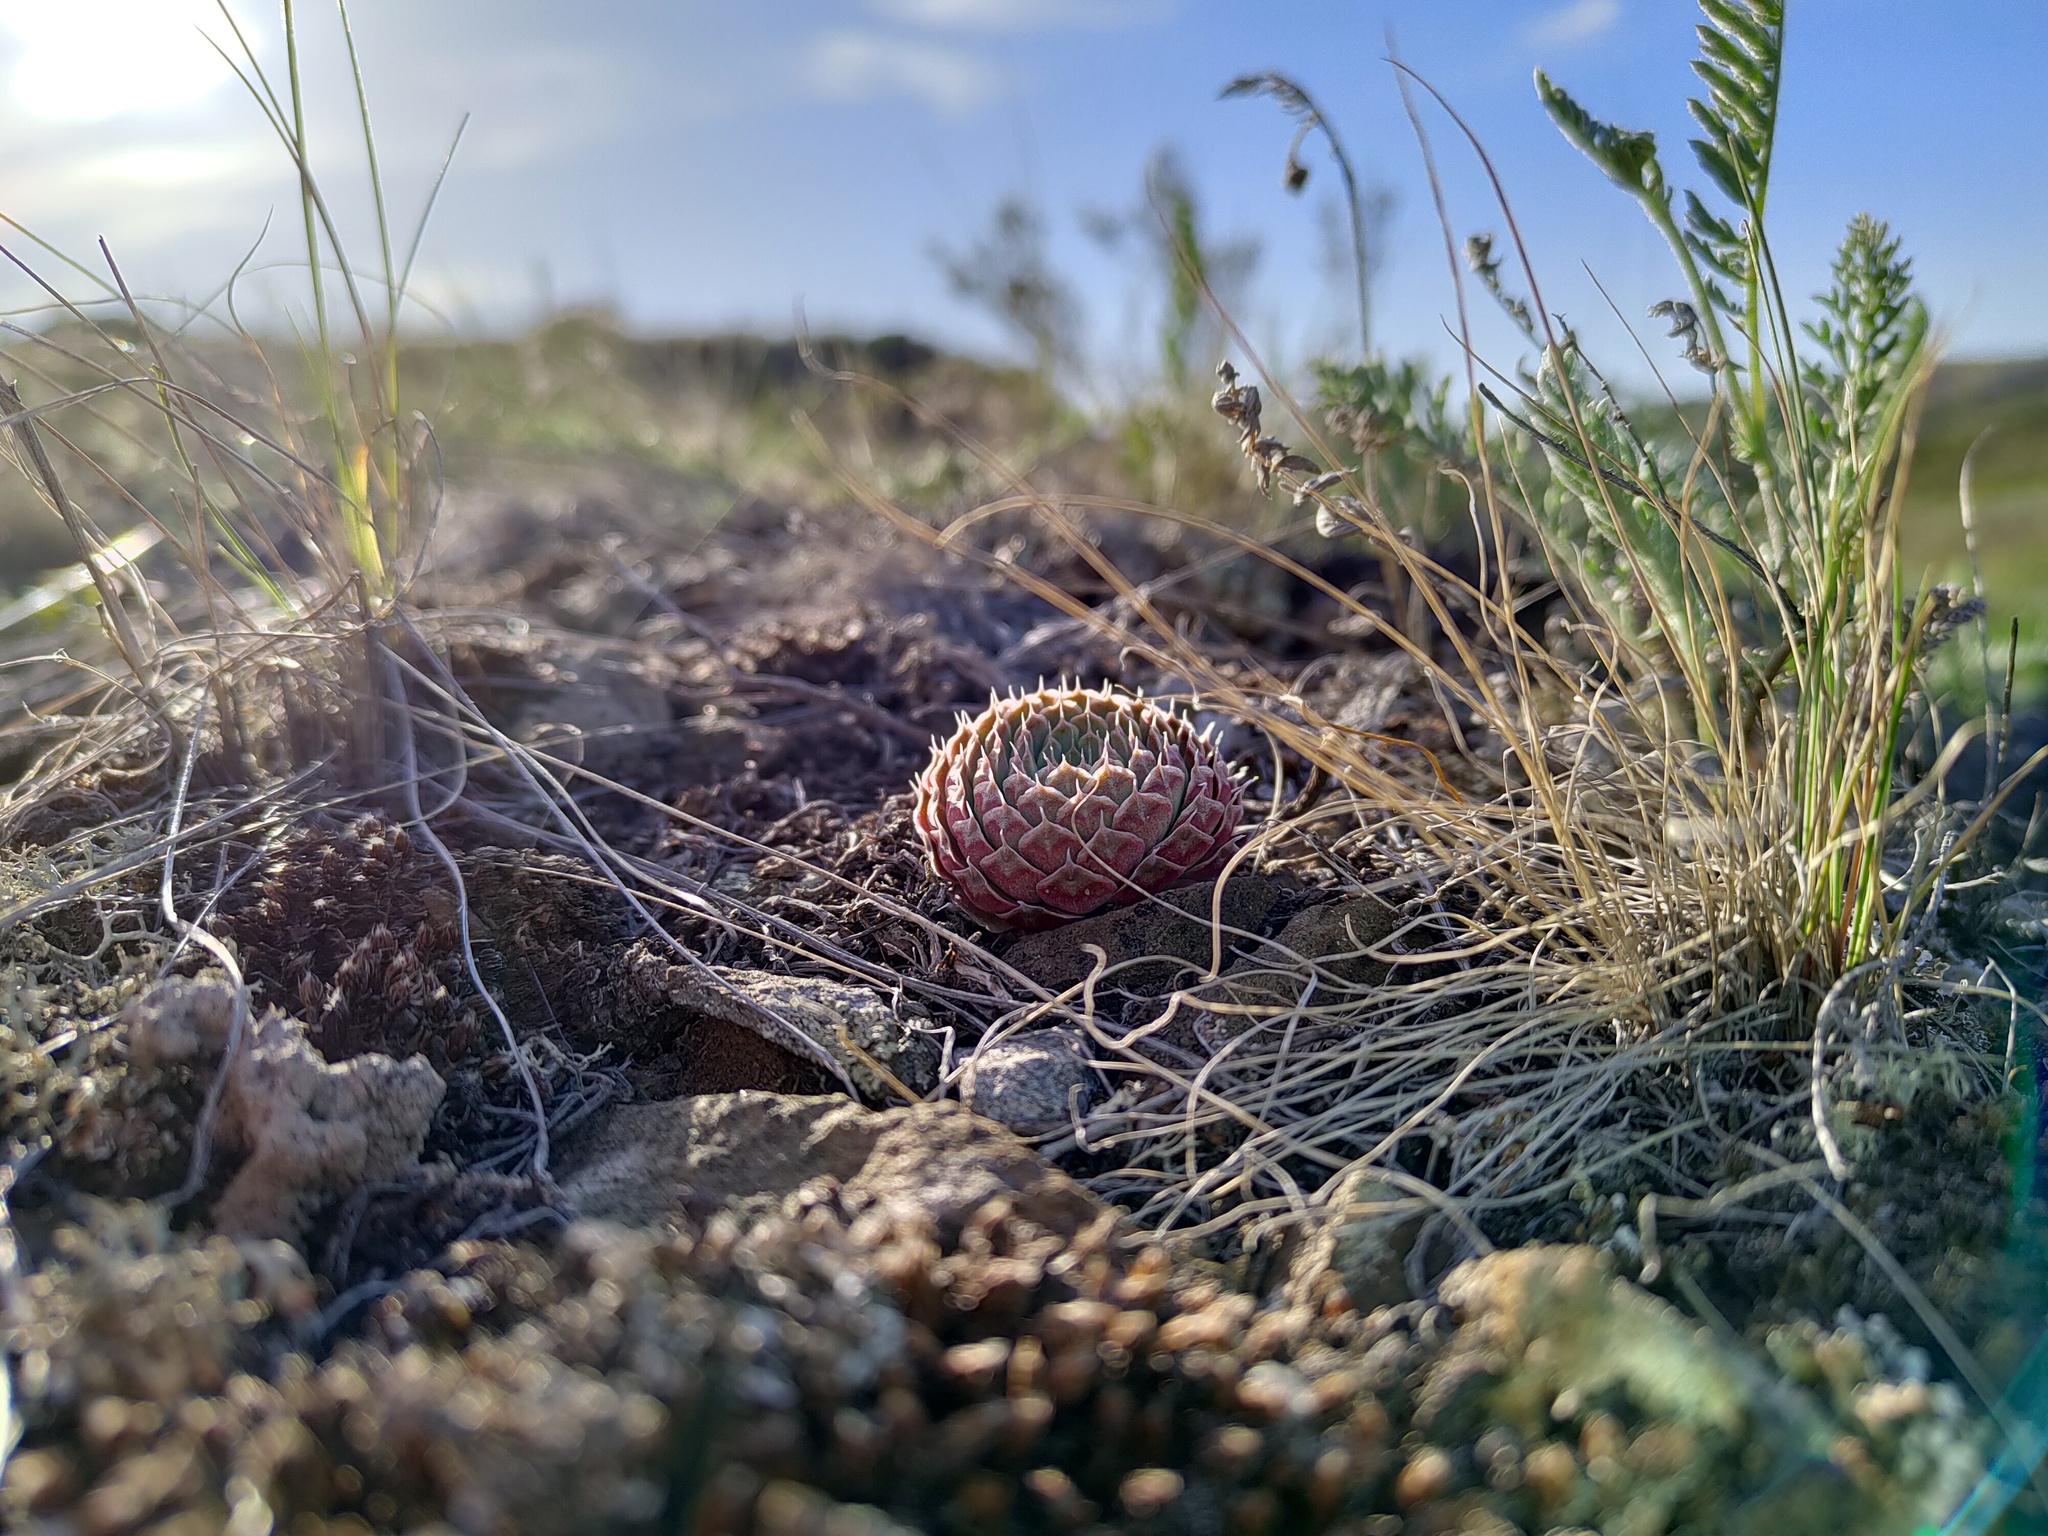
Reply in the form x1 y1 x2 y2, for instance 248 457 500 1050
958 1028 1099 1139
123 973 444 1239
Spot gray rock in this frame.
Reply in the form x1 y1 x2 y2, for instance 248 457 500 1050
556 1090 1102 1239
1257 891 1402 990
622 955 940 1103
1001 872 1287 994
959 1029 1098 1138
1282 1169 1426 1312
1228 888 1392 999
1190 890 1404 1046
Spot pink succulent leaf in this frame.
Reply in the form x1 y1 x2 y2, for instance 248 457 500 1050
979 803 1030 847
954 866 1005 912
1037 863 1120 912
981 845 1046 902
1097 763 1139 800
1141 760 1188 801
913 683 1247 930
1016 820 1085 873
970 774 1007 821
1130 853 1187 887
1158 819 1223 863
1066 794 1111 840
1042 762 1091 797
1083 827 1147 874
1017 783 1073 823
1181 795 1227 837
1112 792 1175 843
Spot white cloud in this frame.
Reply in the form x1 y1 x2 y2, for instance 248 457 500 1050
1526 0 1622 48
0 0 245 122
7 136 272 216
0 135 276 253
801 30 1002 115
400 260 542 326
866 0 1156 30
76 144 260 189
438 47 639 172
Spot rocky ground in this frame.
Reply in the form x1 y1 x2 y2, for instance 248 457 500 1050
1 446 2041 1533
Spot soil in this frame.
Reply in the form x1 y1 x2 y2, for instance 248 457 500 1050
1 476 1472 1250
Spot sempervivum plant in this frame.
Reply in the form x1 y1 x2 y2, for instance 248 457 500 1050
914 684 1245 930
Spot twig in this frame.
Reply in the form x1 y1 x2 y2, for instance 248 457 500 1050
379 634 553 1179
159 692 257 1210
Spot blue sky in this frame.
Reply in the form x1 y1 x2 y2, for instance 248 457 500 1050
2 0 2043 391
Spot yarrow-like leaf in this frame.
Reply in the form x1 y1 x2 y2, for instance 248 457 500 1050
1802 213 1927 461
1534 70 1665 201
1681 0 1783 314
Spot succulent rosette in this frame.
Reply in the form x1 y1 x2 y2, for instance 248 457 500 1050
914 684 1245 930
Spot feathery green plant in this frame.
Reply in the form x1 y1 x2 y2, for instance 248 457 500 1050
1522 0 1958 977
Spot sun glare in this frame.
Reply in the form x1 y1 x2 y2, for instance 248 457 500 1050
2 0 238 122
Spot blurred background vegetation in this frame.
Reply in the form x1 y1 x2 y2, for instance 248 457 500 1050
5 155 2046 693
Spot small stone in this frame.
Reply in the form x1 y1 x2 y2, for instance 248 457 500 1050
1203 1423 1265 1479
1579 1410 1627 1470
1024 1466 1098 1526
1105 1310 1159 1352
1628 1420 1698 1477
1852 1380 1929 1429
1043 1344 1100 1404
1523 1441 1579 1507
3 1448 78 1513
754 1478 831 1536
1006 1336 1045 1397
1032 1299 1116 1352
940 1338 1012 1393
1227 1488 1281 1535
1234 1360 1311 1420
1393 1445 1452 1508
1154 1294 1253 1353
1004 1392 1054 1456
1307 1446 1353 1520
1119 1467 1185 1519
950 1470 1014 1523
959 1030 1098 1138
1111 1248 1172 1307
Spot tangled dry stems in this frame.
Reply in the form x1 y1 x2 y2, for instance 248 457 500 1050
0 324 2021 1304
0 342 2015 1269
